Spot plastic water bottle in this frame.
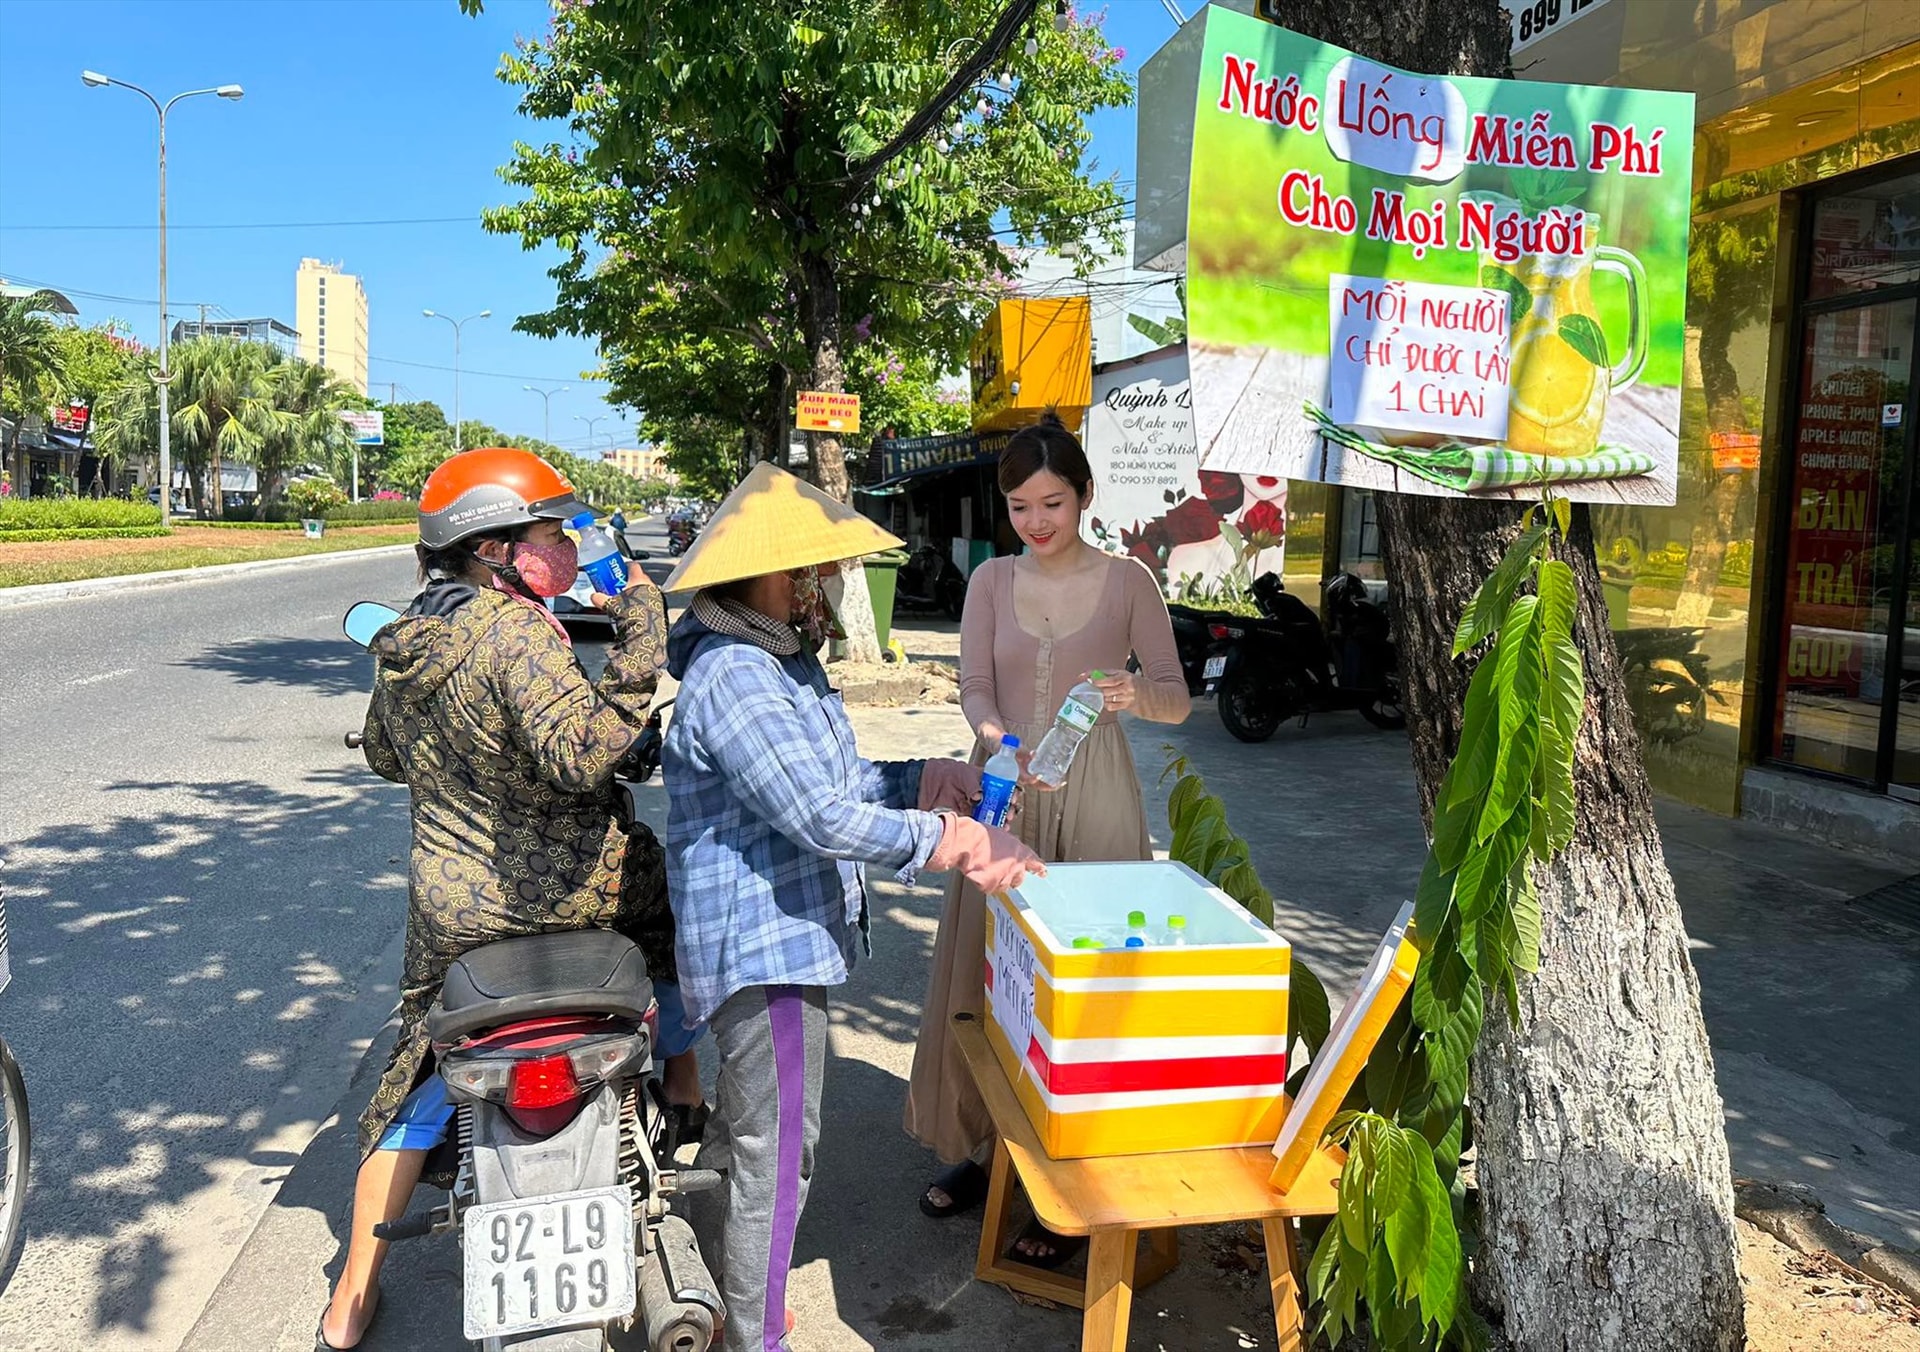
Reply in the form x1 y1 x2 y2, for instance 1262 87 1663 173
1164 914 1189 946
1072 936 1100 950
569 510 629 596
1028 673 1107 787
973 736 1022 828
1126 910 1152 947
1124 936 1146 949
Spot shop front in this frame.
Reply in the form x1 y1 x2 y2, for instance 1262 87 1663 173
1130 2 1920 834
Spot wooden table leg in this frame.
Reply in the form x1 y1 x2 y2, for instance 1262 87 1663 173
1262 1217 1306 1352
975 1140 1018 1287
1081 1229 1138 1352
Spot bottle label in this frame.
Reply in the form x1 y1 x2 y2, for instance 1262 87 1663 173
1056 696 1099 735
973 773 1017 828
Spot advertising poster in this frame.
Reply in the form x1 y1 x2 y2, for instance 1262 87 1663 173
1083 346 1286 595
1185 10 1693 504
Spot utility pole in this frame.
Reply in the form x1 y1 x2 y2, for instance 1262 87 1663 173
423 308 489 453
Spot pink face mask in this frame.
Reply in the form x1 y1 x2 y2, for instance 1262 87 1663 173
508 538 579 597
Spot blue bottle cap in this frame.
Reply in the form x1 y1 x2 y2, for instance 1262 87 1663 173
1000 734 1020 749
567 510 597 529
1124 936 1146 948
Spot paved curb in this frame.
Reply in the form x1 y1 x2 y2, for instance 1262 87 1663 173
1735 1177 1920 1307
0 543 415 611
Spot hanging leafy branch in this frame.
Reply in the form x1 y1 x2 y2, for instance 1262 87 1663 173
1307 497 1585 1350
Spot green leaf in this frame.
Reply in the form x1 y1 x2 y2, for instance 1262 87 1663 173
1510 862 1543 973
1166 773 1207 834
1171 800 1227 874
1412 943 1470 1033
1454 810 1528 923
1421 977 1483 1105
1307 1219 1341 1302
1477 595 1543 841
1290 956 1332 1059
1550 495 1572 539
1443 655 1502 814
1538 724 1577 855
1452 522 1548 657
1412 854 1459 942
1557 313 1609 367
1414 1146 1463 1329
1478 265 1532 332
1383 1135 1430 1296
1362 1001 1420 1119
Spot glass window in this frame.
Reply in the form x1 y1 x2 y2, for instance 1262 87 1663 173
1807 170 1920 300
1770 300 1913 780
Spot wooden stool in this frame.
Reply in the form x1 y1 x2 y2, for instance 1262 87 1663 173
953 1012 1341 1352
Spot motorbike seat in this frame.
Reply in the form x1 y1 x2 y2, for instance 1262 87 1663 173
428 929 654 1045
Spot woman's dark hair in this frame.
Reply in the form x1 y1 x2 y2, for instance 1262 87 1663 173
415 524 522 582
997 412 1094 499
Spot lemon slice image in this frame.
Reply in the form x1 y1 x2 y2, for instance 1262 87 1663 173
1510 321 1599 429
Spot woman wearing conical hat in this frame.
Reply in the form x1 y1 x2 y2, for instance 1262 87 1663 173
659 463 1043 1352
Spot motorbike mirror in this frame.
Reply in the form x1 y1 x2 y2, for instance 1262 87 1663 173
344 601 402 650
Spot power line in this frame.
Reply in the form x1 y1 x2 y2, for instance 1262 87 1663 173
0 215 481 233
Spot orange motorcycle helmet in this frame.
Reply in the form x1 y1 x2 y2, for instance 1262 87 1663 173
416 446 594 549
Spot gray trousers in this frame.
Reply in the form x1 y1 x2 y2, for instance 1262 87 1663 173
697 984 827 1352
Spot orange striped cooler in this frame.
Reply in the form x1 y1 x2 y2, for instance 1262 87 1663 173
982 861 1291 1159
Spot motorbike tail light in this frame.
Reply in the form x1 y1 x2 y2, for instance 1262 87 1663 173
506 1051 581 1111
1208 623 1231 640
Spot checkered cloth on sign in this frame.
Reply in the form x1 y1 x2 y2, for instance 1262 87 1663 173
1305 403 1659 493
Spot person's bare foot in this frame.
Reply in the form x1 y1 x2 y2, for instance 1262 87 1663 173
319 1284 379 1350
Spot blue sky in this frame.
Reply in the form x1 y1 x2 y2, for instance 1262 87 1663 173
0 0 1182 453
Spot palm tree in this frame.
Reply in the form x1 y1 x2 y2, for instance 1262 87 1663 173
254 357 357 514
0 291 71 497
167 337 278 516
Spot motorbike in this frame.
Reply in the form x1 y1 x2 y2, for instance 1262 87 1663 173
1211 572 1405 743
1164 599 1245 697
664 513 698 557
892 543 969 620
341 606 721 1352
1614 626 1722 743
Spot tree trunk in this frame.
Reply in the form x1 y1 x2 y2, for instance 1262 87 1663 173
1276 3 1746 1347
797 250 884 663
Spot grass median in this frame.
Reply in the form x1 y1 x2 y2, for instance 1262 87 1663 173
0 525 419 589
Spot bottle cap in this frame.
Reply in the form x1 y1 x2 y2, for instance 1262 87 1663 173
1000 734 1021 749
1127 910 1147 927
567 510 597 529
1167 914 1187 930
1072 936 1099 949
1089 669 1106 680
1124 936 1146 948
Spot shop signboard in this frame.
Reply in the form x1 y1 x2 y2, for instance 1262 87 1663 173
796 391 861 434
339 410 384 446
1083 346 1286 595
1185 9 1693 505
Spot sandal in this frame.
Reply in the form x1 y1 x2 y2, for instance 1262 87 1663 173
1006 1218 1087 1271
919 1160 988 1219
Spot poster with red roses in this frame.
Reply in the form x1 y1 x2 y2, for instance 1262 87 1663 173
1084 345 1287 595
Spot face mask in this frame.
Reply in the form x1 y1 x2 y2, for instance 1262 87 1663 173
789 567 841 651
507 538 580 598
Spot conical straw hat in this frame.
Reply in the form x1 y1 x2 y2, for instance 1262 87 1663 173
662 461 904 593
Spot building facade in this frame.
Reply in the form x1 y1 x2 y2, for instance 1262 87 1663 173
601 445 673 482
1135 0 1920 847
294 259 369 395
171 316 299 357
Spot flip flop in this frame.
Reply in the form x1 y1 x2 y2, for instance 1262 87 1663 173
919 1160 988 1219
1006 1218 1087 1271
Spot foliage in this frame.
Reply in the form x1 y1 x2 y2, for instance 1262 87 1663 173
474 0 1132 498
0 526 172 544
286 475 347 518
1 289 72 487
1126 278 1188 347
51 322 144 408
0 498 161 532
221 499 416 525
0 525 418 590
652 416 749 503
1303 498 1585 1351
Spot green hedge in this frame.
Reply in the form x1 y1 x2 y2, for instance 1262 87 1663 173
0 500 163 531
193 520 303 532
222 501 416 525
0 526 173 544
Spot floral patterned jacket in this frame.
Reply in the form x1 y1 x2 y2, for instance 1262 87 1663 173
355 582 669 1155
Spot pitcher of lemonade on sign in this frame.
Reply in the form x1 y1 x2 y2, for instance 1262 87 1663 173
1474 194 1650 458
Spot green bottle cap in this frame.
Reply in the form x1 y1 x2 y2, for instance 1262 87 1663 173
1167 914 1187 930
1090 670 1106 680
1127 910 1147 928
1072 936 1099 949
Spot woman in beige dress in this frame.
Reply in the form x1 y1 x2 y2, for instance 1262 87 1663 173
904 414 1191 1262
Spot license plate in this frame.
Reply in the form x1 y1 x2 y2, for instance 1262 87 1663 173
1203 655 1227 680
462 1185 636 1340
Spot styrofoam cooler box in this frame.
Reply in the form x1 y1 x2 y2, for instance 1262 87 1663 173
982 860 1291 1159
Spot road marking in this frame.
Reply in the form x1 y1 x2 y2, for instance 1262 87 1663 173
67 667 135 687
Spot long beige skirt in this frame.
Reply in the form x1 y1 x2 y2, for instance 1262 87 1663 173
903 717 1152 1164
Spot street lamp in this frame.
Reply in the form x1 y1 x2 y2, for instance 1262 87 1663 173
82 70 244 525
574 414 606 455
523 384 568 444
423 308 489 452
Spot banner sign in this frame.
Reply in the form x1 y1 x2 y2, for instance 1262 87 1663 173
866 429 1010 486
1185 10 1693 504
1083 347 1284 595
339 410 384 446
797 391 862 433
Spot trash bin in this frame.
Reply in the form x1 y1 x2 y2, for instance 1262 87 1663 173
864 549 908 656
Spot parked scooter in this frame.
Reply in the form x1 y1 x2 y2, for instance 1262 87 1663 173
892 543 968 620
1211 572 1404 742
341 605 720 1351
1164 599 1244 697
1615 626 1721 743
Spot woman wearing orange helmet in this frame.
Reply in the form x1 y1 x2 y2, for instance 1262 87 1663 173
318 447 690 1351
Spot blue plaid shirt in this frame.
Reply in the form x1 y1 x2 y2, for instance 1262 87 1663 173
662 614 942 1026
